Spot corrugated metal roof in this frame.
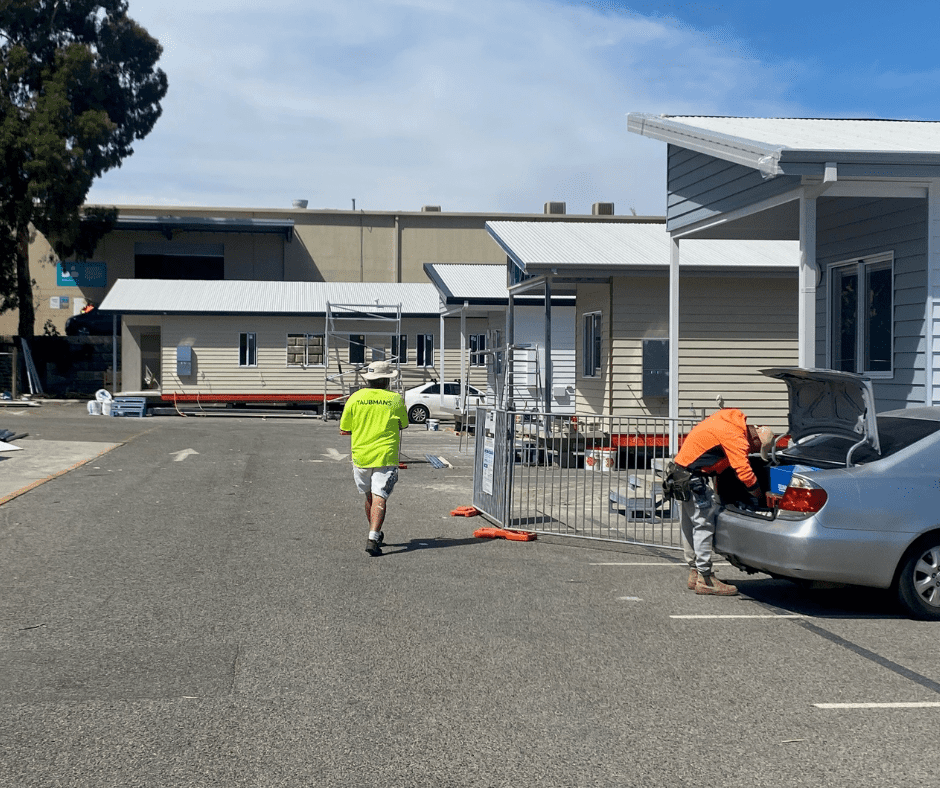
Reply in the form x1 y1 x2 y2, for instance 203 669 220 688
485 221 798 272
627 114 940 177
99 279 441 315
656 116 940 153
424 264 507 300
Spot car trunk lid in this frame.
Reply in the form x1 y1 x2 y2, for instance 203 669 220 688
761 367 881 459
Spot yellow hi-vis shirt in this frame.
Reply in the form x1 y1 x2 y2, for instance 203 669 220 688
339 387 408 468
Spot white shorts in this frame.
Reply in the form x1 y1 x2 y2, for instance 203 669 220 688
353 465 399 498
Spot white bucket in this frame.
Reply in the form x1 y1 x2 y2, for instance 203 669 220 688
585 447 618 472
101 400 112 416
426 419 439 431
87 400 102 416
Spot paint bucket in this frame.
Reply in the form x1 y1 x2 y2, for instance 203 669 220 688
87 400 102 416
427 419 439 431
585 447 618 472
101 400 112 416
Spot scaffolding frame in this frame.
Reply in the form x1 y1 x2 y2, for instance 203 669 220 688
323 301 403 419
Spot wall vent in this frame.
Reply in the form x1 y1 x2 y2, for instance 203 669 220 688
544 202 566 215
592 202 615 216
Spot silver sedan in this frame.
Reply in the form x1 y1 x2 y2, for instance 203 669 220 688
715 368 940 620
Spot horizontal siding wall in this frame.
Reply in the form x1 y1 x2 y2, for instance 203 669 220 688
158 315 489 399
575 284 609 414
666 145 801 233
510 305 576 412
815 197 928 411
599 274 797 432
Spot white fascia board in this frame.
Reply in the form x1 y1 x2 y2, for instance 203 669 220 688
627 113 786 176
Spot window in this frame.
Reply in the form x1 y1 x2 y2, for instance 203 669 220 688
582 312 602 377
286 333 324 367
239 332 257 367
416 334 434 367
349 334 365 365
469 334 486 367
391 334 408 364
830 255 893 375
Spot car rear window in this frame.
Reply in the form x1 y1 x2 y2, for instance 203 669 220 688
779 416 940 467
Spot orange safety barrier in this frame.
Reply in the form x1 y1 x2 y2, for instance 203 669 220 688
450 506 480 517
473 527 537 542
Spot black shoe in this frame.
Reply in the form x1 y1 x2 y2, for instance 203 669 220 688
365 538 382 557
376 531 384 545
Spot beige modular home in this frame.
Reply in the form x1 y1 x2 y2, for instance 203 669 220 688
98 279 491 409
486 221 800 432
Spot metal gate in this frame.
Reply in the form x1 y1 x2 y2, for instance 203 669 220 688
473 408 697 550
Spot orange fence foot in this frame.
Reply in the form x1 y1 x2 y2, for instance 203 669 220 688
473 527 537 542
451 506 480 517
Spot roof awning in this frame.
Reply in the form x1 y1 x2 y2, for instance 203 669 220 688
108 216 295 241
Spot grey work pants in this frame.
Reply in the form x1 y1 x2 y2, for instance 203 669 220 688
679 481 721 575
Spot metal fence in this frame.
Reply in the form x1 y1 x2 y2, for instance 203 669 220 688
473 408 698 550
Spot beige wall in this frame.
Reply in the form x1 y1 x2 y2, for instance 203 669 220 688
575 273 798 431
122 313 490 400
6 204 637 336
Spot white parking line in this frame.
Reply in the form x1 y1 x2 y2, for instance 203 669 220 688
670 614 805 619
814 702 940 709
590 562 730 567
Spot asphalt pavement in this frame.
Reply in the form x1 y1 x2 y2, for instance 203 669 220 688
1 401 939 787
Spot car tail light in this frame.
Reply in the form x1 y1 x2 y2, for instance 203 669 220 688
778 475 828 513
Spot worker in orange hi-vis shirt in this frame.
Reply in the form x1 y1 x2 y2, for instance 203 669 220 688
671 408 774 596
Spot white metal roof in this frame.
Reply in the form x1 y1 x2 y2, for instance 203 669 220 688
486 221 798 272
627 114 940 177
423 264 508 301
99 279 442 315
644 116 940 152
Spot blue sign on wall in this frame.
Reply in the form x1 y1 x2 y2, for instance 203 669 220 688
58 261 107 288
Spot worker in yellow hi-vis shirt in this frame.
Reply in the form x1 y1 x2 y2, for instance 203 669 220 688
339 360 409 556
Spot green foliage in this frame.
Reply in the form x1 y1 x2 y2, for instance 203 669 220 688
0 0 168 335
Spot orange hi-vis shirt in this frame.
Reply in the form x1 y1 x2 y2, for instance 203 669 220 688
673 407 758 489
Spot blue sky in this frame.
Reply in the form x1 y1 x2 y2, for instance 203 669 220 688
86 0 940 216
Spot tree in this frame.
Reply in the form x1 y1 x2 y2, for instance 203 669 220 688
0 0 167 335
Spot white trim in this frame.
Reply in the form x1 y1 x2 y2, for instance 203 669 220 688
808 180 929 199
928 180 940 406
826 252 895 377
669 237 680 452
799 194 817 367
670 188 801 240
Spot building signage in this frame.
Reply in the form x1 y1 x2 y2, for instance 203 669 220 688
58 261 107 288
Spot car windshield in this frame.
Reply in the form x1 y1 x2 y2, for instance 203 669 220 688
778 415 940 467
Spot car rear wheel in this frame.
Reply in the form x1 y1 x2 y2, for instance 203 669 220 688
897 538 940 620
408 404 430 424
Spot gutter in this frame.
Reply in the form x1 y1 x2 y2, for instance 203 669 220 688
627 113 786 178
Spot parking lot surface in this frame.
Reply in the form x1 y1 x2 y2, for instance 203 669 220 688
1 402 938 787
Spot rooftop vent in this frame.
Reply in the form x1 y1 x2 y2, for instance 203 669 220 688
592 202 615 216
292 199 308 209
421 205 442 212
544 202 566 215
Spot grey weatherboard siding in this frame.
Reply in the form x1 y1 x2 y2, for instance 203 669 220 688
815 197 928 410
666 145 801 233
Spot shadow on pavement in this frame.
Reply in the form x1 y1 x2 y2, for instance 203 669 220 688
733 576 906 620
380 536 495 555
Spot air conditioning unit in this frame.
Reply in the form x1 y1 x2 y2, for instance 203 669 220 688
592 202 614 215
544 202 566 215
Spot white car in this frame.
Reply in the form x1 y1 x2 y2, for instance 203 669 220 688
403 381 486 424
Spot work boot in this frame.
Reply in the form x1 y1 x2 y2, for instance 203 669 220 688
694 573 738 596
687 567 698 590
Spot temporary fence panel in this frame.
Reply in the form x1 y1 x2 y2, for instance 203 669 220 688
473 407 698 550
472 408 513 525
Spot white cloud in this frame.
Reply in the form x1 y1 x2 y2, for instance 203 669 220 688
88 0 804 214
